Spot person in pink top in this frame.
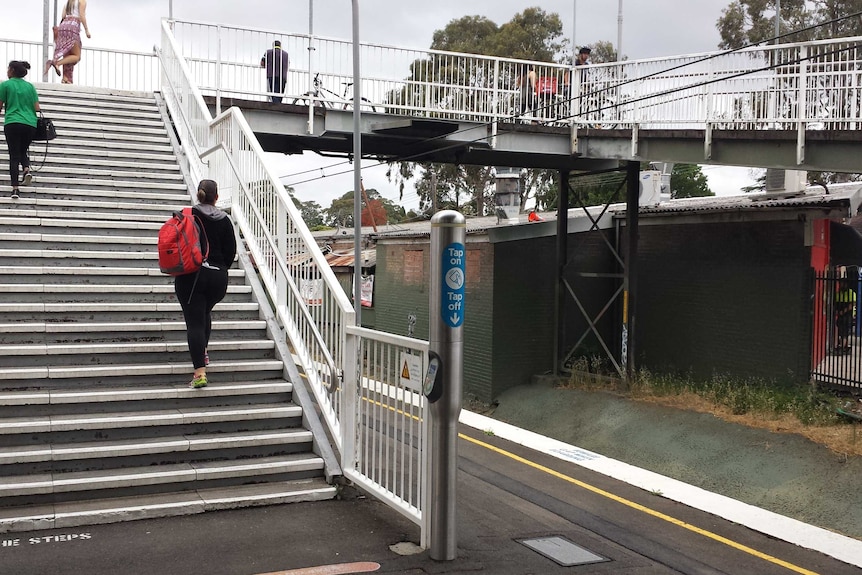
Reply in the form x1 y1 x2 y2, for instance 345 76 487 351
45 0 92 84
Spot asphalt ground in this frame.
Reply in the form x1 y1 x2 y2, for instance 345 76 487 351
1 423 858 575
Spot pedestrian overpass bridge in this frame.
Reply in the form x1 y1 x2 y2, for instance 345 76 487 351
171 19 862 174
3 17 862 550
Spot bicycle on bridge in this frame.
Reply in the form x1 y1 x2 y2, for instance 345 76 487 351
292 72 378 112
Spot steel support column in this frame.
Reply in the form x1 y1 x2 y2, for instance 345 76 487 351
554 169 570 375
624 160 639 379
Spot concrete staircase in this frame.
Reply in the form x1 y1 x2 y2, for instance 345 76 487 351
0 85 337 533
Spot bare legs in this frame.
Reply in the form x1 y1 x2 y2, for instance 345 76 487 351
46 43 81 84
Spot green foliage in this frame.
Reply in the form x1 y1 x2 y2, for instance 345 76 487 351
670 164 714 199
628 371 843 426
716 0 862 49
323 188 408 227
388 7 572 216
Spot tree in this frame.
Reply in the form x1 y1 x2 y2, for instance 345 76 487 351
324 188 408 228
716 0 862 49
670 164 714 198
389 7 569 216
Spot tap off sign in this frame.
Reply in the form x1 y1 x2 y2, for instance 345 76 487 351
441 243 465 328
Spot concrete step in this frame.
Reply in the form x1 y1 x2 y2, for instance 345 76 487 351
0 381 293 408
0 215 163 238
0 283 252 304
0 146 181 165
36 85 159 107
0 155 181 174
38 101 163 122
0 429 311 469
0 319 268 345
0 359 285 389
0 207 184 224
0 197 187 220
0 185 187 206
0 477 336 533
0 453 324 499
0 339 275 368
9 137 175 155
0 164 184 184
0 301 260 325
47 110 168 129
0 401 300 436
3 175 186 193
0 266 245 284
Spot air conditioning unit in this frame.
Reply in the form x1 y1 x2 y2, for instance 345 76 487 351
639 170 662 207
764 169 807 195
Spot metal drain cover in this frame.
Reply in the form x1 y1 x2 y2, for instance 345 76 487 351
518 536 609 567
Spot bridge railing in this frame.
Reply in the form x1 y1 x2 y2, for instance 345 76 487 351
169 20 862 134
0 38 159 92
159 20 431 544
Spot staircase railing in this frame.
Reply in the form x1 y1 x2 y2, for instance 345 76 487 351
158 20 430 544
0 38 159 91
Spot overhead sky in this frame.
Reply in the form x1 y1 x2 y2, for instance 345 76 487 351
1 0 761 210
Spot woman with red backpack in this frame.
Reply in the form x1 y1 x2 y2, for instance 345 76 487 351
175 180 237 388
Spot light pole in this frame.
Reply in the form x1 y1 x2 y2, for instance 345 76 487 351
617 0 623 61
775 0 781 43
42 0 50 81
351 0 362 325
572 0 577 64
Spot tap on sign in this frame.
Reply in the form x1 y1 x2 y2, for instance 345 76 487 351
441 243 465 328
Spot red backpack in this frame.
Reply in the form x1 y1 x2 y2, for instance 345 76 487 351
158 207 209 276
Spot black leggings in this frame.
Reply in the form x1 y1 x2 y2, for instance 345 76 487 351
4 123 35 188
175 267 229 370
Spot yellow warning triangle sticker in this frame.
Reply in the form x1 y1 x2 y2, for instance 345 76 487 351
401 361 410 379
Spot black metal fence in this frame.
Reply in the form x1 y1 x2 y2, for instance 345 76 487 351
811 269 862 391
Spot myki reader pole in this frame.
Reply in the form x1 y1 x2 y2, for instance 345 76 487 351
426 210 465 561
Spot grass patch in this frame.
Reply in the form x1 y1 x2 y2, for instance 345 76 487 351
560 361 862 456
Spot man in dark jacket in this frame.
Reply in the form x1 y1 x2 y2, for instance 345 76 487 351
260 40 289 103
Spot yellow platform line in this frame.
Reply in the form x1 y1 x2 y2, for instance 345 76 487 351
460 433 820 575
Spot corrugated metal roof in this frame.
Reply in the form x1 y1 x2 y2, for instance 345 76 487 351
309 183 862 241
325 249 376 269
633 183 862 216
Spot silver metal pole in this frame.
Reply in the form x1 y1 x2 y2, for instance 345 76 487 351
352 0 362 326
428 210 466 561
572 0 577 64
42 0 50 82
775 0 781 43
168 0 174 29
617 0 623 61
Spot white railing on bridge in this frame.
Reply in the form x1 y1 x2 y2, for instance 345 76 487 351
0 38 159 92
158 20 431 546
169 20 862 135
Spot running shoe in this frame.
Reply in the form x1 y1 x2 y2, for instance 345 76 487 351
189 374 208 388
11 190 19 200
22 172 32 186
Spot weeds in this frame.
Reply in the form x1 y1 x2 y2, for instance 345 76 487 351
563 365 843 427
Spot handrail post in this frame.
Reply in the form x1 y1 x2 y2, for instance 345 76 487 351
797 45 808 165
216 24 223 116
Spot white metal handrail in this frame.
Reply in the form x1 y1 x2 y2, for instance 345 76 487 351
159 20 432 544
0 38 159 92
160 19 354 443
168 20 862 134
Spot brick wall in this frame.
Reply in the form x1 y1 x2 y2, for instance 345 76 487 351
373 238 496 401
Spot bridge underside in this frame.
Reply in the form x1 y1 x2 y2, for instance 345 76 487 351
207 97 862 174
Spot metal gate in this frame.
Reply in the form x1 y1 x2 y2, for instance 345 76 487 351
811 269 862 391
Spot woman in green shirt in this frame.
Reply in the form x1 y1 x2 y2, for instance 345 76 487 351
0 61 41 199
